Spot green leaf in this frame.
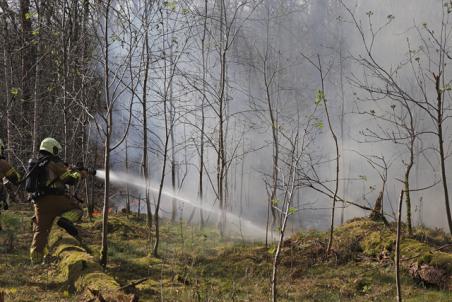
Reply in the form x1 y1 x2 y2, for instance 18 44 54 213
314 119 324 129
268 245 276 255
441 84 452 92
182 8 190 15
10 87 19 96
271 198 279 206
25 12 33 20
359 175 367 181
163 1 177 11
315 90 325 105
288 207 297 215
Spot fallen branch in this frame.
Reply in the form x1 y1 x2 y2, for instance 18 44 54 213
119 277 150 292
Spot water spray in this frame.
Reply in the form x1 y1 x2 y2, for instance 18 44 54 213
95 169 273 241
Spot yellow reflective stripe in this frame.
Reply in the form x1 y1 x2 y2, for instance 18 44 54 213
60 171 81 181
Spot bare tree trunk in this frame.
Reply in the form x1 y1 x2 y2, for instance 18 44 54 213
2 19 12 160
395 190 404 302
198 0 208 228
262 2 279 246
153 77 170 256
32 1 42 156
81 0 91 215
265 66 279 245
271 140 298 302
217 0 227 237
100 126 111 268
315 55 340 255
153 7 171 257
100 0 112 268
170 46 177 223
141 0 152 235
61 0 68 161
434 73 452 234
88 142 97 219
125 139 131 214
339 40 346 225
153 134 169 257
20 0 33 120
404 135 415 236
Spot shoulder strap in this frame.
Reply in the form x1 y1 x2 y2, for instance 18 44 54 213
18 155 52 185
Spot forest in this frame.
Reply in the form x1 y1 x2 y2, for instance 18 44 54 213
0 0 451 301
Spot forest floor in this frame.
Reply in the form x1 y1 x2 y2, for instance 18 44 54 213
0 204 451 302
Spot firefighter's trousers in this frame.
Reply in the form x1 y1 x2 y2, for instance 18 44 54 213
30 195 83 264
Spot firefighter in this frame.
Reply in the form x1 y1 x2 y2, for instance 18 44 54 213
29 137 91 265
0 139 21 212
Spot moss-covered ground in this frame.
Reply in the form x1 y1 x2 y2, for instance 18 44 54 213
0 205 451 301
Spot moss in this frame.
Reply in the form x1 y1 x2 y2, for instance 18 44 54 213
58 250 97 283
56 248 121 294
130 256 162 267
75 271 119 292
47 224 121 294
429 253 452 273
400 239 452 274
413 226 451 247
136 279 164 296
361 231 395 257
400 239 430 256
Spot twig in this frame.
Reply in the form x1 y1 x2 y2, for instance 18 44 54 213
119 277 150 291
88 288 106 302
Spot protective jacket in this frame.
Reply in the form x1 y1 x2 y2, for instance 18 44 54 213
32 155 83 199
0 158 20 185
30 155 87 264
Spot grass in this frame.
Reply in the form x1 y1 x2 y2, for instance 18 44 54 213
0 205 451 301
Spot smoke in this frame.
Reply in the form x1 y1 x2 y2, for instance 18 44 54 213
100 0 451 233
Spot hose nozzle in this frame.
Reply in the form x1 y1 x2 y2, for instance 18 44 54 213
86 168 97 176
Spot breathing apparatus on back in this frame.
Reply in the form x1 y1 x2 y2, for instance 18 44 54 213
25 138 63 197
25 138 96 200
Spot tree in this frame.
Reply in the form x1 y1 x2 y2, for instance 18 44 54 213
93 0 136 267
341 0 452 233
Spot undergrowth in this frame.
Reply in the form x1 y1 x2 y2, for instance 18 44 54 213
0 206 451 301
